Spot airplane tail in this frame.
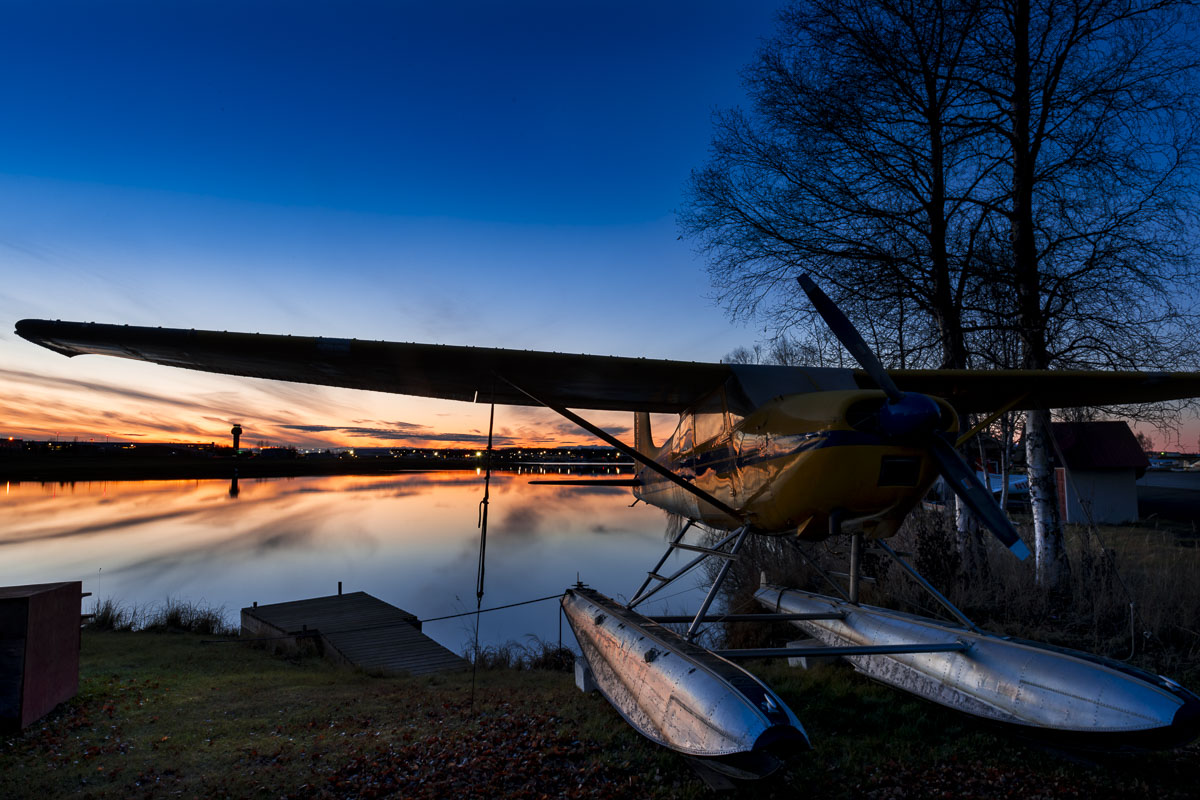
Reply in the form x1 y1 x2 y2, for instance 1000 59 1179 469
633 412 659 460
632 413 658 496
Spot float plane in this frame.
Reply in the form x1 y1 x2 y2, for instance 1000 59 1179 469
16 276 1200 782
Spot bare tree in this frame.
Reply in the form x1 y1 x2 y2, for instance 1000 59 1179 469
681 0 995 371
968 0 1200 588
685 0 1200 591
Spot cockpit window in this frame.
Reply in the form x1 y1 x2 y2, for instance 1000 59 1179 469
671 413 694 457
693 387 730 445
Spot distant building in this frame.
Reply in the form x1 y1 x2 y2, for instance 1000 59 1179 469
1051 421 1149 525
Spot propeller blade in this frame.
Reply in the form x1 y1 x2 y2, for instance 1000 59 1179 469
796 274 1028 561
929 435 1030 560
797 275 904 403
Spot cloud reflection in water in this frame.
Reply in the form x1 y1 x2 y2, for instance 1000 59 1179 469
1 472 703 653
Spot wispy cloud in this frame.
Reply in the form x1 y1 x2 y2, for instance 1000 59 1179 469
0 361 641 449
279 423 520 446
0 367 222 413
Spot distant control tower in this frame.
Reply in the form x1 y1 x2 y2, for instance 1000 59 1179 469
231 424 243 454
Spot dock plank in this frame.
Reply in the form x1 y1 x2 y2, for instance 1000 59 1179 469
241 592 467 675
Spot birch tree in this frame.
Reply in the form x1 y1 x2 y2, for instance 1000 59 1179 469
681 0 994 371
970 0 1200 588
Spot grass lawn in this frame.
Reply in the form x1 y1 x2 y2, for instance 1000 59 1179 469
1 630 1197 798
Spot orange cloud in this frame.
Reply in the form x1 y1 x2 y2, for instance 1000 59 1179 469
0 365 649 450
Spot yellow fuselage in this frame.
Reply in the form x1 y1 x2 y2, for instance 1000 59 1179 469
633 390 955 539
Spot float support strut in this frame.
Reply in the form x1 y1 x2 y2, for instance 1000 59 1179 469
849 531 862 604
686 526 750 642
875 539 979 632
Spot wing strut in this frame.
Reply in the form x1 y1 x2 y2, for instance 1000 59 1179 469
498 378 745 524
955 394 1027 447
874 539 979 632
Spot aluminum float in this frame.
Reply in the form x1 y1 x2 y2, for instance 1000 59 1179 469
562 586 809 780
754 584 1200 750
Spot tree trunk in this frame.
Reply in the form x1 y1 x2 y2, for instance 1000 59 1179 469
954 493 973 552
1010 0 1065 590
1024 409 1066 588
999 413 1013 511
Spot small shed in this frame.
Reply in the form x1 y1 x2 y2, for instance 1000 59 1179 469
0 582 83 730
1051 421 1149 525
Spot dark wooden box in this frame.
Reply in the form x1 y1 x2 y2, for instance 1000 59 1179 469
0 582 82 730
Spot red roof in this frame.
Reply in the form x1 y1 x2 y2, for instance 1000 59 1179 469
1050 421 1149 471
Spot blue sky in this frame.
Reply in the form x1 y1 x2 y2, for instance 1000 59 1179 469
0 1 782 447
3 2 767 224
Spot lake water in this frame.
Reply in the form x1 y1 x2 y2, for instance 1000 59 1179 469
1 471 709 656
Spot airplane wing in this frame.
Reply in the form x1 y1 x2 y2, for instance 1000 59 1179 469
882 370 1200 414
15 320 1200 414
13 319 738 413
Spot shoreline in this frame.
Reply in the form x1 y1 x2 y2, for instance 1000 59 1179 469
0 455 632 483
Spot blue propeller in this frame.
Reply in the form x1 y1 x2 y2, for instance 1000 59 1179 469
797 275 1030 561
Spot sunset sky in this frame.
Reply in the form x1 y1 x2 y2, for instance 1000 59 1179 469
0 1 782 449
1 2 1193 452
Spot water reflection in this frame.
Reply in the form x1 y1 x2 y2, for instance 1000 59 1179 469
1 473 707 655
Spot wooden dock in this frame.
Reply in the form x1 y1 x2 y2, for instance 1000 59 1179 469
240 591 467 675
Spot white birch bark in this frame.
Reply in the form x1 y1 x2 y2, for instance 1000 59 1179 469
1024 408 1063 587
